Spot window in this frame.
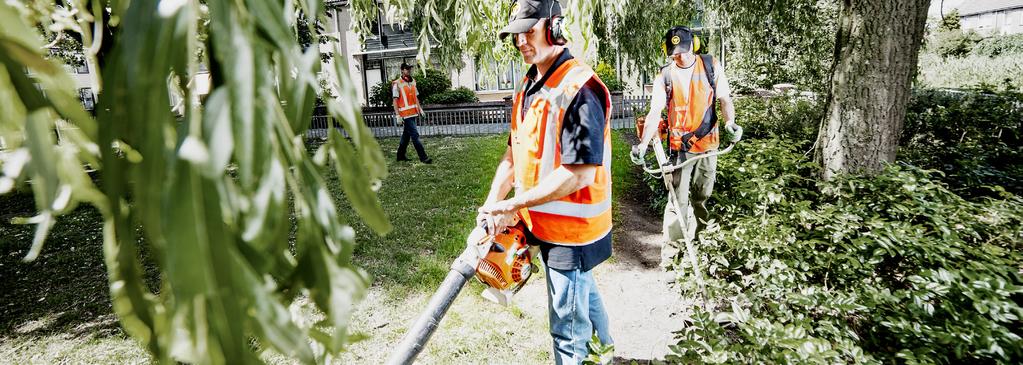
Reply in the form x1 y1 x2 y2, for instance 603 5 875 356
475 60 518 91
75 61 89 74
383 57 418 81
79 88 94 110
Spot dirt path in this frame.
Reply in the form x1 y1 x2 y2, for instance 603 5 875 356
598 190 695 363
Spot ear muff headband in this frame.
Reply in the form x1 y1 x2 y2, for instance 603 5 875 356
663 27 701 57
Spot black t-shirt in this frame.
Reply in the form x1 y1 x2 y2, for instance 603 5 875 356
512 49 612 272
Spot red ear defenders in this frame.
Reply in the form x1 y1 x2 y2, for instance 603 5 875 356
506 0 567 47
545 0 566 46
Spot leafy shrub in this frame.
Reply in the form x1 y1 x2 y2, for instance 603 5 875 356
413 68 452 103
972 33 1023 58
900 89 1023 197
422 87 479 104
733 94 823 146
369 81 392 107
667 141 1023 363
938 9 961 32
594 62 625 93
931 30 983 58
367 68 452 107
916 52 1023 91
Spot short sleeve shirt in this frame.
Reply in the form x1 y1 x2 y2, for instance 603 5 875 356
512 49 612 272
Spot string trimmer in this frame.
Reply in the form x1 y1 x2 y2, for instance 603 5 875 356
386 220 538 365
631 119 737 312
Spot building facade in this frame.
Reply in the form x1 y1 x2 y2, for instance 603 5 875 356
958 0 1023 35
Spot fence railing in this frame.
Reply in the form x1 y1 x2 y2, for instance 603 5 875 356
307 95 652 139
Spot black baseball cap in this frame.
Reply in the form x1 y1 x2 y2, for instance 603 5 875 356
664 26 694 56
498 0 563 40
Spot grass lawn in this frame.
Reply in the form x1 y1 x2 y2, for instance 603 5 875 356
0 130 640 364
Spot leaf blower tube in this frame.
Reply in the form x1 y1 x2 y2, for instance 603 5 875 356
387 247 477 365
388 222 536 365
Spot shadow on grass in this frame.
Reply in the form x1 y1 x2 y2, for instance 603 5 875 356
0 191 121 340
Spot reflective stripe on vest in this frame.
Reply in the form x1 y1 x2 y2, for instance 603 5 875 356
394 79 419 118
510 59 613 246
667 56 719 153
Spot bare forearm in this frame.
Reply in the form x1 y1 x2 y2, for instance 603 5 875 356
509 165 595 210
641 76 667 148
484 149 515 205
719 96 735 124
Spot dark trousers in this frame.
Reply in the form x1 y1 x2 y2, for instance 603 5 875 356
398 116 428 161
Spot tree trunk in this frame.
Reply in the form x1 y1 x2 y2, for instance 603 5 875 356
818 0 930 180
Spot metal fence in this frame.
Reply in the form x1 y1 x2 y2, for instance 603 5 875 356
306 96 652 139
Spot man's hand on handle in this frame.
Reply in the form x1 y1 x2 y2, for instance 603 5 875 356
477 198 521 235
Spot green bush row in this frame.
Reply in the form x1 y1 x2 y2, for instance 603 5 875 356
928 30 1023 59
916 52 1023 92
422 87 478 105
972 33 1023 58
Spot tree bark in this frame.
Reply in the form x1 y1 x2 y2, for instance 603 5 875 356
818 0 930 180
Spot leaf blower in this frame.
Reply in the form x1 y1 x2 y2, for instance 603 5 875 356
386 220 538 365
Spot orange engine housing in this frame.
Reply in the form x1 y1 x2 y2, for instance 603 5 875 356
475 225 533 291
635 117 668 141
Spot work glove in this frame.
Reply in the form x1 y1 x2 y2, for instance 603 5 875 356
725 122 743 143
394 115 404 127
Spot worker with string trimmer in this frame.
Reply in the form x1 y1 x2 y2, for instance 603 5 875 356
632 26 743 290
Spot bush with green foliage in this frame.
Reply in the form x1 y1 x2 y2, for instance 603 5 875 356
900 89 1023 197
938 9 961 32
423 86 479 104
972 33 1023 58
594 62 625 93
368 68 452 107
666 139 1023 363
733 95 823 145
931 29 983 58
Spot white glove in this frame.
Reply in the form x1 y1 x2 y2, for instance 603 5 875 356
725 122 743 143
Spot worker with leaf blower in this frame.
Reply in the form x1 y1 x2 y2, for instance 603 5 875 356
475 0 615 363
633 26 743 269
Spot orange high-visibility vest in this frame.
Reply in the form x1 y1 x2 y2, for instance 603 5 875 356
393 78 420 119
510 59 613 246
666 55 719 153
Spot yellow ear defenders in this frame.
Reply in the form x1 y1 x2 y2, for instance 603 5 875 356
662 26 701 57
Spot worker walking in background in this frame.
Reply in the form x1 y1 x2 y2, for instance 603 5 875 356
393 62 432 164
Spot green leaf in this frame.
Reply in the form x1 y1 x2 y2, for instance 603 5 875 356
329 128 392 235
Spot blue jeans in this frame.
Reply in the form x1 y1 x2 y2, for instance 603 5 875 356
545 265 613 364
397 116 428 161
